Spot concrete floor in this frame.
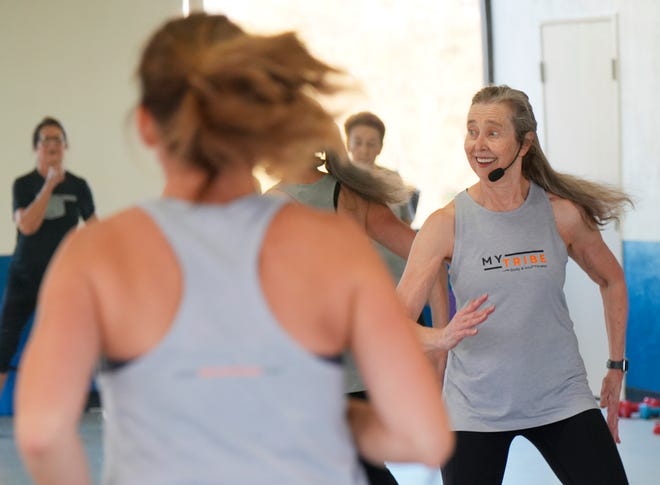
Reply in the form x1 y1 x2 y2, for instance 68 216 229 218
1 409 658 484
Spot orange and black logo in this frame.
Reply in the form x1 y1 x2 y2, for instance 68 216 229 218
482 250 548 272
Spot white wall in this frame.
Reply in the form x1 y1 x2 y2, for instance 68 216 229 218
0 0 183 253
490 0 660 242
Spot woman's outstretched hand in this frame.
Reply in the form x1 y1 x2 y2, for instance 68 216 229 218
439 294 493 350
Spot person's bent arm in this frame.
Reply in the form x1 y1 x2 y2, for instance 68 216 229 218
335 185 415 259
555 198 627 443
364 199 415 259
15 229 99 485
426 264 449 327
14 167 65 235
398 206 493 354
359 193 492 349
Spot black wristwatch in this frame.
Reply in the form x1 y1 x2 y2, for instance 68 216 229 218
606 359 629 372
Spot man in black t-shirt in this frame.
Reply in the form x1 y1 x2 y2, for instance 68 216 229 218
0 117 96 395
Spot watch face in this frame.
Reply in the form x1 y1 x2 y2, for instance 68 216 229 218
607 359 628 371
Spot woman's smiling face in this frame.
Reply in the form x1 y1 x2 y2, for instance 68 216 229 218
464 102 521 180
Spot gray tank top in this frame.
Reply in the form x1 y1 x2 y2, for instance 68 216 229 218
448 182 597 431
97 195 367 485
277 173 337 211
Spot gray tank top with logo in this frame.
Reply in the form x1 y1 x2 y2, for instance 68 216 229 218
97 195 366 485
448 182 597 431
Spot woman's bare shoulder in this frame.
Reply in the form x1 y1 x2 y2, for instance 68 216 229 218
547 192 585 231
55 207 161 272
270 202 373 255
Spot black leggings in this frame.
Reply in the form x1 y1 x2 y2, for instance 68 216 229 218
0 272 40 373
441 409 628 485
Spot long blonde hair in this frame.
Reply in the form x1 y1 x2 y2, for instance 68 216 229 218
472 85 633 229
324 152 411 205
138 13 345 178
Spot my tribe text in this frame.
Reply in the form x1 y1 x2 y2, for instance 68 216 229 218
482 250 546 271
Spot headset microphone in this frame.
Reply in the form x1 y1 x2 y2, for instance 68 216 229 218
487 143 523 182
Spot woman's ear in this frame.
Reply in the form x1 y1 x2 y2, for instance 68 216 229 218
521 131 535 156
136 105 158 147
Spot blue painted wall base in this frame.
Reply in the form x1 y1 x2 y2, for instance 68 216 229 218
0 255 35 416
0 255 97 416
0 317 34 416
623 241 660 397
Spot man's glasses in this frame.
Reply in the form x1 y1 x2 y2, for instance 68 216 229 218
39 136 65 146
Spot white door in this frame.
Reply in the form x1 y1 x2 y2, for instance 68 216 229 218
540 17 621 396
